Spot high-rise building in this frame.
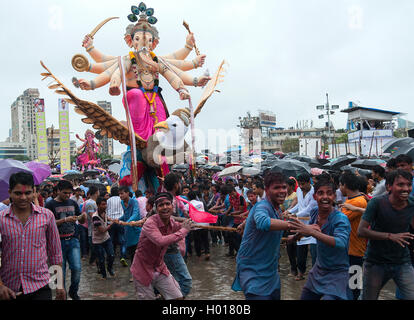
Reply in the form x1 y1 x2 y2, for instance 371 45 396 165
97 101 114 156
46 126 77 167
11 89 40 160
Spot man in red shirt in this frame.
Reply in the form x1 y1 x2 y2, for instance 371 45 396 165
130 192 194 300
0 172 64 300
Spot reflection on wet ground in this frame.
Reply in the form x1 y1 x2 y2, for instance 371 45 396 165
67 243 396 300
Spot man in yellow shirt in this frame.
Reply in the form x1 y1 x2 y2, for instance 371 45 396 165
339 172 367 300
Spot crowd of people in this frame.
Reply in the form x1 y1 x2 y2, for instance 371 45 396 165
0 153 413 300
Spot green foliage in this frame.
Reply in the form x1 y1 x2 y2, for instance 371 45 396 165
335 133 349 144
282 138 299 153
11 155 31 161
393 129 407 138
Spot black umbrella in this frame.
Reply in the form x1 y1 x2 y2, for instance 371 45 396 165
322 155 357 170
351 159 386 169
269 159 311 178
383 137 414 154
83 179 105 187
83 169 100 177
340 165 372 177
390 145 414 162
291 155 323 168
172 163 189 172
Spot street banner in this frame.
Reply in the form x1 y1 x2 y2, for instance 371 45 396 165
34 99 48 164
58 99 71 174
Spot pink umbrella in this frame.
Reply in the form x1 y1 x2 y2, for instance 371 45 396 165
25 161 51 185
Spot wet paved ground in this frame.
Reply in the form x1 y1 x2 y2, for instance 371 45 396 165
64 242 396 300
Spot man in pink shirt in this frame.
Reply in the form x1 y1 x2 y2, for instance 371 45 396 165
0 172 64 300
130 192 194 300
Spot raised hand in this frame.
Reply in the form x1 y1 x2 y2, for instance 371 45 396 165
194 54 206 68
78 79 92 91
197 75 211 87
82 35 93 48
186 32 195 47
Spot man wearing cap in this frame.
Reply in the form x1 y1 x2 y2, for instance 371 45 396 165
130 193 195 300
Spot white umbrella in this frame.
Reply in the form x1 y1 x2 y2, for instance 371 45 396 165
242 167 260 176
218 165 243 177
108 163 122 175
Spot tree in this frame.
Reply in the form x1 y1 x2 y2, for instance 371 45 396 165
282 138 299 153
335 133 349 144
11 155 31 161
394 128 407 138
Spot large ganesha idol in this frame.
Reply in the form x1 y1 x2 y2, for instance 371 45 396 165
76 129 101 170
40 2 227 192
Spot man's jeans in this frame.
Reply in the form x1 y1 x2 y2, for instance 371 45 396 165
297 244 317 274
164 252 192 297
61 238 81 296
77 225 89 257
362 262 414 300
95 238 115 278
245 288 280 300
108 223 126 259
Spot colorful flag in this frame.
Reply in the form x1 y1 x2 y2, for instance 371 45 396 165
58 99 71 174
34 99 48 164
176 196 218 223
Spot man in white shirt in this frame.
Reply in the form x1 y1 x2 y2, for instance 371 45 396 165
187 191 210 261
252 180 266 202
283 173 318 281
106 186 127 265
235 179 249 202
70 188 84 207
371 165 387 198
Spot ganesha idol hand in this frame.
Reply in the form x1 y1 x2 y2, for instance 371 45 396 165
82 35 93 49
178 89 190 100
197 75 211 87
78 79 92 90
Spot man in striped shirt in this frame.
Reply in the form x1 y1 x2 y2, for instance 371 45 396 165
106 186 127 265
0 172 64 300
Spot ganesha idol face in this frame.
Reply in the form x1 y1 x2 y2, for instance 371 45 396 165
132 31 157 52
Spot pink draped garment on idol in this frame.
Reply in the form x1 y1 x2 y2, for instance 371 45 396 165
123 89 167 141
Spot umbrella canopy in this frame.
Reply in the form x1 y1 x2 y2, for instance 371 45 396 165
218 165 243 177
102 158 121 165
46 174 64 182
241 167 261 176
210 165 224 172
108 163 122 175
269 159 311 178
172 163 189 172
391 145 414 162
322 155 357 170
25 161 51 185
351 159 386 169
62 170 83 180
83 169 100 177
383 137 414 154
340 165 372 176
0 159 33 201
291 155 322 168
83 179 105 187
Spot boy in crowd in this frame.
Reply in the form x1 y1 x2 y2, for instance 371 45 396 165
358 169 414 300
289 178 352 300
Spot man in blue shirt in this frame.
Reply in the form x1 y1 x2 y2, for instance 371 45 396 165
232 172 291 300
289 178 352 300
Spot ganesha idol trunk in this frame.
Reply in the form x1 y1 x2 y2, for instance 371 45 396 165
141 132 191 168
141 108 192 168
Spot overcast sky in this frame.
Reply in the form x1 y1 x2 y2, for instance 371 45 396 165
1 0 414 155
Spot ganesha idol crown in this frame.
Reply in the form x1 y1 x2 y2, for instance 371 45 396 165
125 2 159 39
